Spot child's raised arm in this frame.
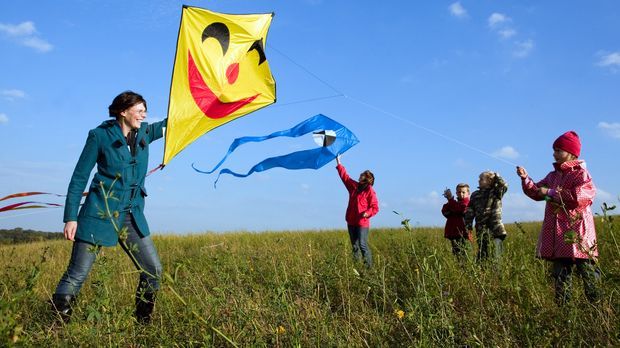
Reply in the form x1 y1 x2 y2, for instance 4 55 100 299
491 173 508 198
518 166 548 201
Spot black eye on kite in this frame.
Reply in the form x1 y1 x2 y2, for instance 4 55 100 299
202 22 230 55
202 23 266 66
248 40 266 65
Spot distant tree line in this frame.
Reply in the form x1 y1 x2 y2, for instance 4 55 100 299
0 228 63 245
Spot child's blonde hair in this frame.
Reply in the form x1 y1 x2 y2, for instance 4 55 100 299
456 183 470 193
480 171 495 181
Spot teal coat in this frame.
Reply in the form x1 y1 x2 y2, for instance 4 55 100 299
64 119 166 246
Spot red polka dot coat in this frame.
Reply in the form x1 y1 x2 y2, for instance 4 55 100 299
520 160 598 260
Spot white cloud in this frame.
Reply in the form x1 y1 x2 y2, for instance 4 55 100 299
0 21 53 53
498 28 517 39
492 146 520 159
487 12 527 54
449 2 468 18
488 13 510 28
502 193 539 210
0 113 8 124
596 52 620 70
408 191 443 207
501 193 545 222
598 121 620 139
1 89 26 101
0 21 36 36
513 39 534 58
21 37 53 52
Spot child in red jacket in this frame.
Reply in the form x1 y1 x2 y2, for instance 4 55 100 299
336 155 379 268
441 184 471 258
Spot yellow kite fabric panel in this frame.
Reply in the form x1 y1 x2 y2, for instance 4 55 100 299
163 6 276 165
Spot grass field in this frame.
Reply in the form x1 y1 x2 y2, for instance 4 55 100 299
2 212 619 346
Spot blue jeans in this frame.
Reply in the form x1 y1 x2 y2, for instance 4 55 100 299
347 225 372 268
55 214 162 296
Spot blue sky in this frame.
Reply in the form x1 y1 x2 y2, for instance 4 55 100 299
1 0 619 233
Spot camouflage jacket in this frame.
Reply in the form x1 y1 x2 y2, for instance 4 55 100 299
464 174 508 238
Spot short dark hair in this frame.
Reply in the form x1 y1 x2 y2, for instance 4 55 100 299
361 170 375 186
108 91 147 118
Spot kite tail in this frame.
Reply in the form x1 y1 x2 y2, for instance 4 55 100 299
1 191 65 201
193 163 254 188
209 149 323 188
0 201 62 212
212 168 256 188
193 130 300 175
192 115 335 175
193 114 359 188
1 191 88 214
191 136 269 175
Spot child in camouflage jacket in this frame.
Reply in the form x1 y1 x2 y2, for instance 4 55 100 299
464 171 508 262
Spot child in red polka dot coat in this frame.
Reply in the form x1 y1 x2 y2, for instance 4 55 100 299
516 131 601 304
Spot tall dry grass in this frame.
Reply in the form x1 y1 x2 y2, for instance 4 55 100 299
1 213 619 346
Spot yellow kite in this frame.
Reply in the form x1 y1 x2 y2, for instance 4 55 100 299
163 6 276 166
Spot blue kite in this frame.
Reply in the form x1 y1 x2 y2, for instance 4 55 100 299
192 114 359 186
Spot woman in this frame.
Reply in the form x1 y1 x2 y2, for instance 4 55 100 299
52 91 166 323
336 154 379 268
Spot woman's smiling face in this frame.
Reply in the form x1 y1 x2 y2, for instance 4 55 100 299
120 102 147 130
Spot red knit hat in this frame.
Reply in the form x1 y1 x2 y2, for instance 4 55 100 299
553 131 581 157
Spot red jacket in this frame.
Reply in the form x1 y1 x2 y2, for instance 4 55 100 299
337 164 379 227
441 197 470 239
521 160 597 260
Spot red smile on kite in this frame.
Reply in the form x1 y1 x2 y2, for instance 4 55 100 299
188 22 267 119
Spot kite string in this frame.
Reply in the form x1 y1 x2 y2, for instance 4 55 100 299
272 94 343 108
269 44 518 168
267 44 345 97
343 95 519 167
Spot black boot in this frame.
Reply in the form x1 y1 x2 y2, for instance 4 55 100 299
135 292 156 324
51 294 75 323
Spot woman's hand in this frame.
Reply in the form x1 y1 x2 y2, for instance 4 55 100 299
64 221 77 241
516 166 528 179
336 154 341 165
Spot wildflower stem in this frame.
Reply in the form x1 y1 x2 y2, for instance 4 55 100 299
211 326 239 347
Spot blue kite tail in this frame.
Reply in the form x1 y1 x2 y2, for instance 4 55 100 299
193 114 360 187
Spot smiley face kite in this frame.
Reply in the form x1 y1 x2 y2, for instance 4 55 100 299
163 6 276 165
